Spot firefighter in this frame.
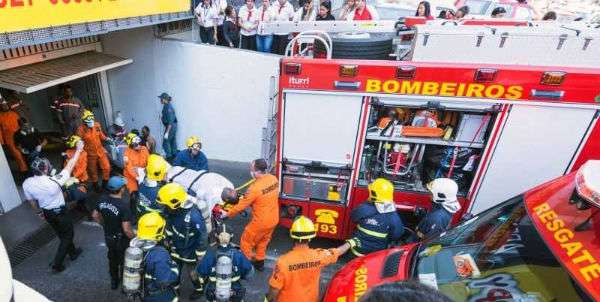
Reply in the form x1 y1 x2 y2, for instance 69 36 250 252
156 183 208 300
415 178 461 240
6 90 30 120
346 178 404 257
50 84 84 136
136 212 180 302
193 224 254 301
77 110 111 192
63 135 89 214
173 136 208 171
137 154 169 217
266 216 350 302
159 92 178 162
91 176 135 290
219 158 278 271
14 117 46 165
0 97 28 174
123 132 150 216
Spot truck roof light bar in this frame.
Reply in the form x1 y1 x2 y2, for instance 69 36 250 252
541 71 566 86
396 66 416 79
474 68 497 83
284 63 302 75
339 65 358 77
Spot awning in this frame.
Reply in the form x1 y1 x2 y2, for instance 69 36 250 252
0 51 132 93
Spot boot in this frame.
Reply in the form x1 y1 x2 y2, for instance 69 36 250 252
253 260 265 272
94 182 102 193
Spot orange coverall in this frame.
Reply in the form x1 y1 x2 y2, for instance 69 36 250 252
64 149 89 183
123 146 149 193
0 110 27 172
227 174 280 261
268 245 340 302
77 122 110 183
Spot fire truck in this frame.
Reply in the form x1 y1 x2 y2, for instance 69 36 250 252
323 160 600 301
266 19 600 240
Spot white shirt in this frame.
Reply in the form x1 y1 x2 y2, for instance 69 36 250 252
257 5 275 36
213 0 228 26
238 5 259 36
346 5 380 20
23 170 70 210
271 1 295 35
293 7 317 22
194 3 218 28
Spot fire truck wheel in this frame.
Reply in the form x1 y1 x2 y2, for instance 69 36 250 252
315 33 394 60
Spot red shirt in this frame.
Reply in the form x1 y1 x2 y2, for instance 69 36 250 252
353 7 372 20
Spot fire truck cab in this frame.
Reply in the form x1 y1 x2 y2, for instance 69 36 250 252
273 20 600 240
323 160 600 301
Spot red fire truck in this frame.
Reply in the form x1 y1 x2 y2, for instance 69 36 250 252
271 20 600 240
323 159 600 302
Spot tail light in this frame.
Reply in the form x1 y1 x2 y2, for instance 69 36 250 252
284 63 301 75
396 66 416 79
474 68 497 83
339 65 358 77
541 71 566 85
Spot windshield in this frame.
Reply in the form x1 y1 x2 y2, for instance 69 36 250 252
413 195 590 301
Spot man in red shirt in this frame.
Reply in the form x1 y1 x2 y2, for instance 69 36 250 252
347 0 379 20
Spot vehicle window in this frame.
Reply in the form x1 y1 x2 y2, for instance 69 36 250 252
413 195 589 301
464 0 491 15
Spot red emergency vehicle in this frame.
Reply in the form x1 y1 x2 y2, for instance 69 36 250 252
273 20 600 240
323 160 600 301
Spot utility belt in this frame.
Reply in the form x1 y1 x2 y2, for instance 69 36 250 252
42 206 66 216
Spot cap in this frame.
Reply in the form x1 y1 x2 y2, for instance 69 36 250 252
158 92 171 100
107 176 127 191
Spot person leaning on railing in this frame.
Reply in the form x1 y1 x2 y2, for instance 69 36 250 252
270 0 295 54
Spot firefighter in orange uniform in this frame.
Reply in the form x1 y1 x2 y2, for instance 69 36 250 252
266 216 350 302
77 110 111 191
64 135 90 214
0 96 28 173
123 132 149 215
220 158 279 271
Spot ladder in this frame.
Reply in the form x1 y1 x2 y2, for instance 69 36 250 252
261 75 279 172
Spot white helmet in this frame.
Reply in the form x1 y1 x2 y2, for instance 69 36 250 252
113 111 125 127
427 178 458 204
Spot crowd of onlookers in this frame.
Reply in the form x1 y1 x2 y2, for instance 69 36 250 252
192 0 565 53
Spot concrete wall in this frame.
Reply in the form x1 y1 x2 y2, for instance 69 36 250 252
102 27 280 162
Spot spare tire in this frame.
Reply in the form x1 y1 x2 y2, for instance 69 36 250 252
315 32 394 60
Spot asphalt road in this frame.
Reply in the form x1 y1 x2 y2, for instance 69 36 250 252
11 160 348 302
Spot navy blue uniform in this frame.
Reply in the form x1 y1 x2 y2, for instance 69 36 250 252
173 150 209 171
416 203 453 239
165 207 208 263
143 245 179 302
349 202 404 257
137 183 163 216
161 103 177 160
196 244 254 302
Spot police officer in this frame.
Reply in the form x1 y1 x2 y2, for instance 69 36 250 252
157 183 209 300
159 92 177 162
22 140 85 273
267 216 350 302
91 176 135 289
137 154 169 216
415 178 461 240
136 212 180 302
173 136 208 171
346 178 404 257
193 224 254 301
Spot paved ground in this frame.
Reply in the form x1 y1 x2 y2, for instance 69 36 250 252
9 159 348 302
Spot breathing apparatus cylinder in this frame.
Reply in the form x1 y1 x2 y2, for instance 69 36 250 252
214 255 233 301
123 244 144 294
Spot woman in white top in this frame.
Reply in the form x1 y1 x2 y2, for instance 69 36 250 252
335 0 355 20
293 0 317 21
256 0 275 53
194 0 218 44
238 0 259 50
270 0 295 54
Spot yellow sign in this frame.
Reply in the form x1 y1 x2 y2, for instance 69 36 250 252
315 209 339 235
365 79 524 100
0 0 189 33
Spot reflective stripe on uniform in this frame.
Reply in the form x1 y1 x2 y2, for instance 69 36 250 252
170 252 196 263
350 246 364 257
195 250 206 257
209 276 241 282
357 225 387 239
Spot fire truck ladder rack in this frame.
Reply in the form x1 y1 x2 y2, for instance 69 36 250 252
257 20 399 35
285 30 333 59
262 75 279 172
